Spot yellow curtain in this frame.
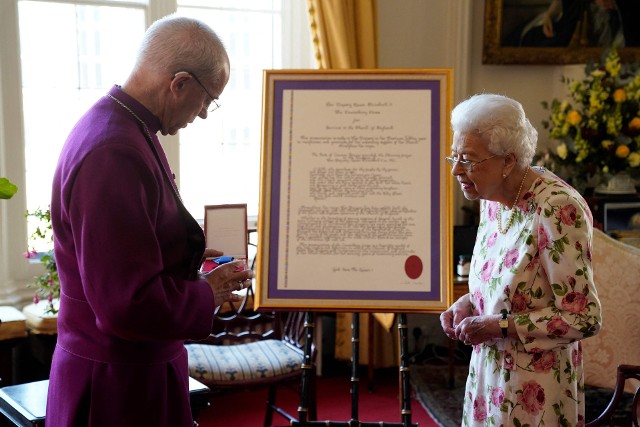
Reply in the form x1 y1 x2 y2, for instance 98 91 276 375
306 0 397 367
307 0 378 69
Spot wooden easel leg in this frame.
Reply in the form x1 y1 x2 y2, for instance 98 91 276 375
398 313 413 427
350 312 360 421
291 312 417 427
297 311 316 426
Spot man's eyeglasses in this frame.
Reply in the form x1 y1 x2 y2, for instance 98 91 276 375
445 154 499 172
174 71 221 112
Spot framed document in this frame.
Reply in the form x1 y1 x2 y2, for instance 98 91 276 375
255 69 453 312
204 204 248 262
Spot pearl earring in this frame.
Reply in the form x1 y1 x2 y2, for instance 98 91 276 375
502 173 506 178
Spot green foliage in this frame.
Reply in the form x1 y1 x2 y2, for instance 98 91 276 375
0 177 18 199
25 206 59 314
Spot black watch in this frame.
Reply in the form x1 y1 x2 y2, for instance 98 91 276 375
499 312 509 338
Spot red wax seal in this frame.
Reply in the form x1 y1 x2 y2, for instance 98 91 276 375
404 255 423 279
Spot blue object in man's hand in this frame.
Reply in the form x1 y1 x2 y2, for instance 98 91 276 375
213 256 234 265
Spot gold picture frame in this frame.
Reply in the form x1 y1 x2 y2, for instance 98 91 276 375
483 0 640 65
255 69 454 313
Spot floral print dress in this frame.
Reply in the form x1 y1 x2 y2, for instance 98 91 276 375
463 167 602 427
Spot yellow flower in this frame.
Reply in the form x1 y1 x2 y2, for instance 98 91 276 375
605 50 622 77
602 140 614 149
613 88 627 103
541 46 640 179
556 143 568 159
567 110 582 126
616 145 630 158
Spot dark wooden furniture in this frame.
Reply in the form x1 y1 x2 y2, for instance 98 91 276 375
586 364 640 427
0 377 210 427
0 307 28 387
185 285 317 426
0 338 26 388
584 193 640 232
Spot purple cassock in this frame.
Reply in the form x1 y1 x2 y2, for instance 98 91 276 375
47 85 215 426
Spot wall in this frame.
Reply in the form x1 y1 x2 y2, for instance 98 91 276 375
378 0 572 155
376 0 576 349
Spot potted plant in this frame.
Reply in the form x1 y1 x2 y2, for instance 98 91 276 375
24 206 59 314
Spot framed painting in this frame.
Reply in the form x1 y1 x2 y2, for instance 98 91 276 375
483 0 640 65
255 69 454 313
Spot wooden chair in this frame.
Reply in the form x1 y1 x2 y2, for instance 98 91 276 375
586 364 640 427
185 284 317 426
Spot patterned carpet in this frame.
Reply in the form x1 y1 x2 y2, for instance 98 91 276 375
410 363 466 427
410 362 636 427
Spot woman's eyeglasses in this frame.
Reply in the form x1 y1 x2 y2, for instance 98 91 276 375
445 154 499 172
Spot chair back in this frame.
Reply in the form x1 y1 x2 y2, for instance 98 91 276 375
281 311 312 355
205 284 280 345
583 229 640 393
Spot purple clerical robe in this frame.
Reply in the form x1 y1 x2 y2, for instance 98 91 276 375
47 86 215 426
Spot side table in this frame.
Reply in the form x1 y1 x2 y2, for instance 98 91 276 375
0 307 28 386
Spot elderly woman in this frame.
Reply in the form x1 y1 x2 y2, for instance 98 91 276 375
440 94 602 427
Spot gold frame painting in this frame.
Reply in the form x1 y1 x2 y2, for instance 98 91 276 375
483 0 640 65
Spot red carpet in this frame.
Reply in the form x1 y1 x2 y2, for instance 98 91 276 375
196 367 438 427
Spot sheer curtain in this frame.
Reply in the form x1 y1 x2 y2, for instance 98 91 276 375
306 0 398 369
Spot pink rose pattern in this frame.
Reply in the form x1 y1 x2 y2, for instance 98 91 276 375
504 248 519 269
473 395 488 421
462 171 601 427
487 232 498 248
519 380 546 415
480 259 494 282
490 387 504 407
530 350 558 373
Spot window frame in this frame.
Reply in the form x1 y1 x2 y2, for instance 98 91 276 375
0 0 312 306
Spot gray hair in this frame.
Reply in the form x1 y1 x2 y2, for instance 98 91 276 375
451 94 537 167
135 14 229 86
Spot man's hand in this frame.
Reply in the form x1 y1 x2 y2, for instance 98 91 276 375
202 259 253 305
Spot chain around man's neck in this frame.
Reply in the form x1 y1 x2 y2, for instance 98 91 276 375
106 93 182 202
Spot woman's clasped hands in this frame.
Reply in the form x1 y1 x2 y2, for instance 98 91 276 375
440 302 502 346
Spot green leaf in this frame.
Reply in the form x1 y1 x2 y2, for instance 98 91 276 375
0 177 18 199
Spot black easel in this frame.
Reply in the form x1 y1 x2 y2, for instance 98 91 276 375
291 312 418 427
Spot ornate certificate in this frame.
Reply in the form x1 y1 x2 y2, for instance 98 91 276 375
256 70 453 312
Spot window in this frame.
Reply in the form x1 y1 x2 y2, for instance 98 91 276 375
177 0 313 218
18 0 145 250
0 0 313 301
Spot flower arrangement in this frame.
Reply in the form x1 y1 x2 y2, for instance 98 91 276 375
540 47 640 189
24 206 59 314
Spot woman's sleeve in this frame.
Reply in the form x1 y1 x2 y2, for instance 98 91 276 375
515 189 602 352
